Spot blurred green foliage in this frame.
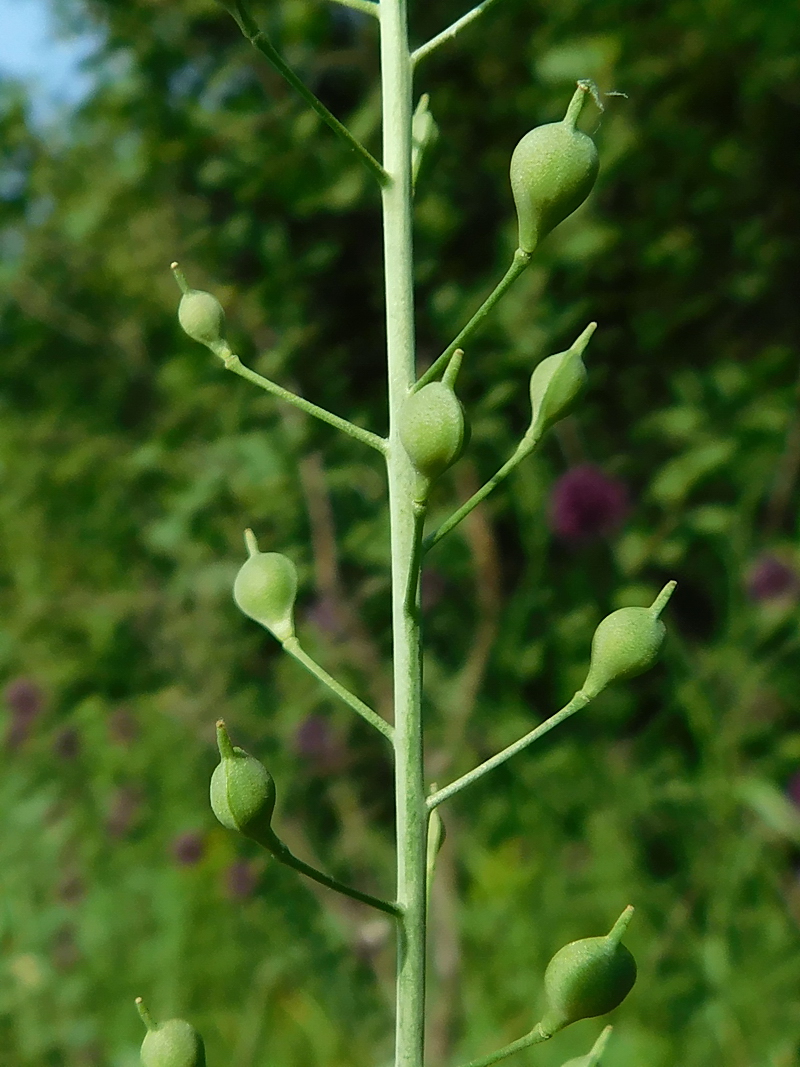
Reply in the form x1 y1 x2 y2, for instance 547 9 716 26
1 0 800 1064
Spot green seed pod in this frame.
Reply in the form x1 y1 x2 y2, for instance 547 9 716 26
210 720 281 852
171 263 226 349
528 323 595 440
580 582 676 701
136 999 206 1067
233 530 297 643
540 908 636 1035
399 382 467 485
510 82 599 253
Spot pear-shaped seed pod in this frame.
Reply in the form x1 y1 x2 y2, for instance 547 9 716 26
210 720 281 851
233 532 297 643
510 83 599 253
178 290 225 348
580 582 675 700
137 1000 206 1067
528 323 595 439
399 382 467 483
541 908 636 1035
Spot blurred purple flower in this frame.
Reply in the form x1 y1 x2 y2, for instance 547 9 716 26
107 706 139 746
171 831 206 867
4 677 45 748
746 555 798 602
549 464 629 541
305 595 344 637
225 859 260 899
787 771 800 808
53 727 81 761
105 786 143 840
292 714 347 774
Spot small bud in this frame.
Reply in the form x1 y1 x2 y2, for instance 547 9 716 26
540 908 636 1035
171 262 227 353
136 998 206 1067
528 323 595 439
400 355 468 488
510 82 600 253
580 582 675 700
558 1025 613 1067
210 720 281 852
233 530 297 643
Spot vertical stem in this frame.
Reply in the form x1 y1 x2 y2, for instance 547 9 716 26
379 6 427 1067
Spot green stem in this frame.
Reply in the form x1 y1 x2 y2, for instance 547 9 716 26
411 0 506 67
457 1025 551 1067
273 840 401 918
424 434 538 552
220 350 387 454
414 248 531 391
428 691 590 810
379 2 427 1067
282 637 395 743
220 0 389 186
328 0 380 18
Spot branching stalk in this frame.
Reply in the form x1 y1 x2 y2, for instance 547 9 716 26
272 840 401 917
428 691 590 810
283 637 395 742
328 0 380 18
220 350 387 454
425 433 538 552
456 1024 551 1067
218 0 389 186
411 0 507 68
414 248 531 391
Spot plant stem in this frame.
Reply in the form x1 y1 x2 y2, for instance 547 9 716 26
220 0 389 186
328 0 380 18
424 434 537 552
379 2 427 1066
220 350 387 454
427 691 590 810
414 248 531 391
272 841 401 917
282 637 394 742
411 0 506 68
456 1025 551 1067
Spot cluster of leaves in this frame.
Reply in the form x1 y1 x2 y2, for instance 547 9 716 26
1 0 800 1064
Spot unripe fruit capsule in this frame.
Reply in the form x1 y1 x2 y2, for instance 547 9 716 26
136 999 206 1067
528 322 595 439
399 381 467 485
210 720 281 852
580 582 676 700
172 264 226 350
540 907 636 1035
510 82 599 253
233 530 297 643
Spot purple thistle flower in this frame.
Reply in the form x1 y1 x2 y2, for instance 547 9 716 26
746 555 798 602
171 831 206 867
549 464 629 541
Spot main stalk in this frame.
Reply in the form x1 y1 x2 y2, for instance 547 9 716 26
378 4 427 1067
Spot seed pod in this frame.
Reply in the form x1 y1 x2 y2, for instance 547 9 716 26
540 908 636 1035
210 720 281 852
171 264 226 350
580 582 676 700
136 999 206 1067
233 530 297 643
528 323 595 440
510 82 599 253
399 382 467 486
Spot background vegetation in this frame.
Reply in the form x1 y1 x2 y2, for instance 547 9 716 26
1 0 800 1064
